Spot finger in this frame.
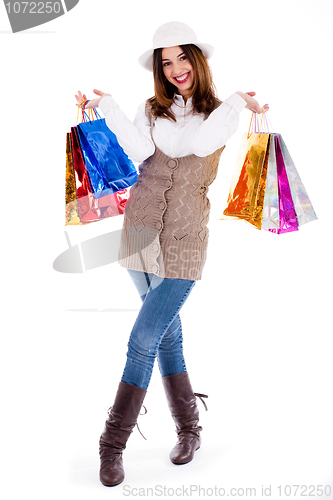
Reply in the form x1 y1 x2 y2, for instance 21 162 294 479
93 89 103 95
78 91 87 102
246 91 256 96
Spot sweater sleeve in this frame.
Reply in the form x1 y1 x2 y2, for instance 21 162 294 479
98 96 155 163
189 93 247 157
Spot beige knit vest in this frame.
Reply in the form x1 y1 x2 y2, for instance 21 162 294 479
118 102 225 280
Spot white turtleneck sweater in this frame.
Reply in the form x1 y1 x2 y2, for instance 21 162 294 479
98 92 247 163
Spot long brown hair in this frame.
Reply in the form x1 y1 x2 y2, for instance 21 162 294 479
147 44 221 122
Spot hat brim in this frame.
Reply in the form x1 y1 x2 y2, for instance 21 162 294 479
138 42 214 72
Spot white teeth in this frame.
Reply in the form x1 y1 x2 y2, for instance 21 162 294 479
175 73 188 82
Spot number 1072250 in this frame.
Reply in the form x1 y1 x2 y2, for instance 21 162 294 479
5 2 62 14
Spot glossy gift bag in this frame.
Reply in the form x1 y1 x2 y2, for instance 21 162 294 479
65 103 137 225
65 131 80 225
66 125 100 224
222 128 271 229
222 112 317 233
76 107 137 197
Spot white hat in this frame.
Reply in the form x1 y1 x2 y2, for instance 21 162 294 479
138 21 214 72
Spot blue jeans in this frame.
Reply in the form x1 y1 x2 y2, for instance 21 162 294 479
121 270 196 390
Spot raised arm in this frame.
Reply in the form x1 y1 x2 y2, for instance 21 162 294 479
189 92 269 157
75 89 155 163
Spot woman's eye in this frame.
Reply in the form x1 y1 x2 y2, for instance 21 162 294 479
180 56 187 61
163 62 170 67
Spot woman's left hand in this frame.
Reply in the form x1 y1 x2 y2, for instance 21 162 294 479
236 91 269 113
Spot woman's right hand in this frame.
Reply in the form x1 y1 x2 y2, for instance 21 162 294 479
74 89 112 109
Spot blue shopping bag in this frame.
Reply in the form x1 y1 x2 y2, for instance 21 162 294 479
76 107 137 198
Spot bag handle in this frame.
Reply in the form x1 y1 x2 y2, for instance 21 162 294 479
76 99 101 125
247 110 269 139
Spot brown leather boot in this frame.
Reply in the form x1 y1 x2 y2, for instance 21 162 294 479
99 382 146 486
162 372 208 465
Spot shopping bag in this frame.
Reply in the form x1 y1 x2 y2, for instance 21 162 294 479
76 106 137 198
222 112 317 233
278 135 317 227
65 132 81 225
261 133 279 230
64 102 134 225
222 117 270 228
266 134 298 234
70 125 100 224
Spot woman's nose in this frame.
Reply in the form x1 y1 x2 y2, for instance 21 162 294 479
173 62 182 75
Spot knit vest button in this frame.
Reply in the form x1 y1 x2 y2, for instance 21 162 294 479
155 221 162 230
152 243 159 251
165 179 172 188
168 159 178 169
200 186 207 194
159 202 165 210
151 264 159 273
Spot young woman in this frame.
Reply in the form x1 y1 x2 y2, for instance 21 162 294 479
75 21 269 487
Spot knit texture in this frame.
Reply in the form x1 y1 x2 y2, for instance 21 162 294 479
118 103 225 280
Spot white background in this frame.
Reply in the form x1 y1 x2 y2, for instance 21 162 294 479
1 1 333 499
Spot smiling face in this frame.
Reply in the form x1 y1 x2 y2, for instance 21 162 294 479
161 46 194 98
